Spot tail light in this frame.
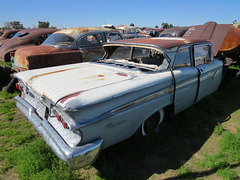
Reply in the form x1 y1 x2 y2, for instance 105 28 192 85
16 83 23 91
56 114 69 129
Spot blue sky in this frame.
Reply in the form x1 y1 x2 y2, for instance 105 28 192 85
1 0 239 29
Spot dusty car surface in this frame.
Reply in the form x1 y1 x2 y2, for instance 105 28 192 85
12 27 122 71
14 37 223 168
0 29 21 47
0 28 57 62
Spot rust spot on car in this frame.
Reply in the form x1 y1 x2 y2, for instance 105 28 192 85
116 72 128 77
97 75 105 77
27 67 81 82
59 92 82 104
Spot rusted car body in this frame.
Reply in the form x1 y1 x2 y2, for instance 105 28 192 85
183 21 240 64
0 28 57 62
0 29 20 40
15 37 223 168
0 29 21 47
12 27 122 71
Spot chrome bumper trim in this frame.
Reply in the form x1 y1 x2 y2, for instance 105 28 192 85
15 95 103 169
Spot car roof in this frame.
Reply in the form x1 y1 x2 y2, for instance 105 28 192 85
54 27 119 40
104 37 210 50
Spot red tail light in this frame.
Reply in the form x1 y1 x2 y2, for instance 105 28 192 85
62 120 68 129
56 114 69 129
16 83 23 91
56 114 62 122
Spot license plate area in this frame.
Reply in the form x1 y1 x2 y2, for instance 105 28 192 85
36 101 46 120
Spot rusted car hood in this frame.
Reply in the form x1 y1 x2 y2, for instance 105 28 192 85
15 62 145 110
15 45 73 58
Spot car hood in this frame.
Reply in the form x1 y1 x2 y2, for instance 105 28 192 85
15 45 71 58
15 62 143 109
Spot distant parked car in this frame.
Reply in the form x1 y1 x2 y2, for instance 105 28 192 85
157 27 189 37
0 28 57 62
120 27 141 39
12 27 122 71
135 28 164 38
15 37 223 169
0 29 21 47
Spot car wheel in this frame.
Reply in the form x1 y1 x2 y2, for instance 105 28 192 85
141 109 164 136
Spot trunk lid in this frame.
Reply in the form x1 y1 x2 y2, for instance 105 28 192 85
15 62 134 105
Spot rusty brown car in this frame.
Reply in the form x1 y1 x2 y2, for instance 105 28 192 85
0 29 21 47
0 29 20 40
0 28 57 62
12 27 122 71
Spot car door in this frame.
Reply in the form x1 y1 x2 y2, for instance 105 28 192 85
193 44 223 102
78 33 105 62
172 46 199 114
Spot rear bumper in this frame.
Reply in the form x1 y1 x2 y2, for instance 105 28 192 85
15 95 103 169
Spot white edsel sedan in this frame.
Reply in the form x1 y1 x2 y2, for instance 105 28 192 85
14 38 223 168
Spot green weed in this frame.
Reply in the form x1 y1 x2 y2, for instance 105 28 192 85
216 167 238 180
0 91 19 99
214 123 224 135
219 130 240 163
4 139 77 180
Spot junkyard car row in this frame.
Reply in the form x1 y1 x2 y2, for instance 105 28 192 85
1 21 240 168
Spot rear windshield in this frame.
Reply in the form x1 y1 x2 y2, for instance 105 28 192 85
42 33 78 49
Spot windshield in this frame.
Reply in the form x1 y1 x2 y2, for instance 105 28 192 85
12 32 22 38
42 33 78 49
101 46 169 72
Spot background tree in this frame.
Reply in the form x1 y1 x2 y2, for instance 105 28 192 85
161 22 173 29
10 21 24 29
38 21 50 28
155 25 159 28
130 23 135 27
49 26 57 29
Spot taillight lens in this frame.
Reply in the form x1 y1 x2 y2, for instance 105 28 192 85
56 114 62 122
16 83 23 91
56 114 69 129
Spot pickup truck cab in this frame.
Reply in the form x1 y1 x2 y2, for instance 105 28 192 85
14 37 223 168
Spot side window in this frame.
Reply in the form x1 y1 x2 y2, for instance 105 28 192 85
194 45 211 66
105 33 122 42
173 47 191 68
79 33 103 47
8 32 16 38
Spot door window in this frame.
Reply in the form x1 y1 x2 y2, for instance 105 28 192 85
173 47 191 68
105 33 122 42
79 33 103 47
194 45 211 66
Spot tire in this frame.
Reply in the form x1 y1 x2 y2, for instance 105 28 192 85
140 109 164 136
